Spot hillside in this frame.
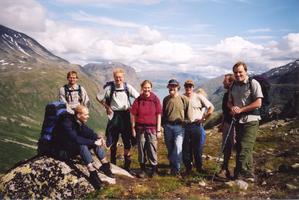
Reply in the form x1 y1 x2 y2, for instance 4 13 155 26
0 25 109 172
90 118 299 199
200 60 299 116
82 62 140 88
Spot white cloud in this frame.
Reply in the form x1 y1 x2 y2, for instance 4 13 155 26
69 11 141 28
55 0 161 5
0 0 46 32
246 28 271 33
141 41 194 64
283 33 299 53
1 0 298 78
215 36 264 58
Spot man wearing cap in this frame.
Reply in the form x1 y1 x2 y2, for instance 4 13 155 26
162 79 191 176
182 80 214 174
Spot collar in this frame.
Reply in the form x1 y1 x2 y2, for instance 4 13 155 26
67 83 78 89
236 76 249 85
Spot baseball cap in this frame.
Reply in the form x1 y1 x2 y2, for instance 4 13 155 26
167 79 180 87
184 79 195 87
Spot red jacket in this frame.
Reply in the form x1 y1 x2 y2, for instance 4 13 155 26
130 92 162 128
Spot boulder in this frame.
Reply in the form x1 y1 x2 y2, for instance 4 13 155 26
0 155 133 199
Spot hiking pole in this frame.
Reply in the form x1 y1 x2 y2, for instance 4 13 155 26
211 117 236 182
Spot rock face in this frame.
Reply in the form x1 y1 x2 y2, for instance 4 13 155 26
0 155 133 199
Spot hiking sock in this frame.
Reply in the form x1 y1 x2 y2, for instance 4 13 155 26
89 170 102 190
99 162 114 178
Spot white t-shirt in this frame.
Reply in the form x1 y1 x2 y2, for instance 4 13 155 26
187 93 213 122
97 83 139 111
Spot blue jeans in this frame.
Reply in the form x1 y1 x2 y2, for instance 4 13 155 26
79 145 106 165
183 123 205 170
163 123 185 172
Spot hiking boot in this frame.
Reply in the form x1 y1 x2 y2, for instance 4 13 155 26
124 155 132 172
137 163 147 178
184 167 192 176
99 162 115 178
170 168 181 177
148 165 158 178
235 171 256 182
89 170 102 190
216 169 231 179
196 165 206 174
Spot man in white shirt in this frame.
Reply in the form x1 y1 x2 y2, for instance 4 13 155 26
97 68 139 171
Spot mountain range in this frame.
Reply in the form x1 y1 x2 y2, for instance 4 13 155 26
0 24 298 173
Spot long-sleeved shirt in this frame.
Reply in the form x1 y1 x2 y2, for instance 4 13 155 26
52 114 98 150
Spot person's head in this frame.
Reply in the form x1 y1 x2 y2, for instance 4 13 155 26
67 71 78 86
232 61 248 82
184 80 195 95
74 105 89 123
141 80 152 97
167 79 180 96
223 73 235 89
196 88 207 97
113 68 125 86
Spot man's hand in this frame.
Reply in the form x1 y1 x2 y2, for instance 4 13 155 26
95 138 104 147
132 127 136 138
106 107 113 115
157 131 162 138
231 106 242 115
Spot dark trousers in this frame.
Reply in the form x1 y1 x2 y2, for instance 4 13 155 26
235 121 259 175
105 110 133 163
182 123 205 170
56 144 105 165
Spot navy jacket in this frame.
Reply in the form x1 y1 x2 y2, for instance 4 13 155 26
52 113 98 150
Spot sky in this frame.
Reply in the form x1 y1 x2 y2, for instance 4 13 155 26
0 0 299 77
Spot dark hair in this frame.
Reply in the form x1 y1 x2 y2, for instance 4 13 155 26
224 73 235 82
233 61 247 72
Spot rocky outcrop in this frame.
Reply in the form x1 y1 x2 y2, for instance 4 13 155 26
0 155 133 199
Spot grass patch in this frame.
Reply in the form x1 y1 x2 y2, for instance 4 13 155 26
0 140 35 173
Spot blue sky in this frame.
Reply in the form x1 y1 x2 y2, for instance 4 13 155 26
1 0 298 77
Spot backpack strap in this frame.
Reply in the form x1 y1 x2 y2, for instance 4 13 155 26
78 85 82 103
64 84 70 103
107 82 115 106
64 84 82 103
124 82 131 106
105 82 131 107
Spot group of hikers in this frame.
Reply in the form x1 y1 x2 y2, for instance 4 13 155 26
45 61 263 189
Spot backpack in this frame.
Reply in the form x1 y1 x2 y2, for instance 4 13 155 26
64 84 82 103
231 75 271 120
37 101 67 155
249 75 271 120
103 81 131 106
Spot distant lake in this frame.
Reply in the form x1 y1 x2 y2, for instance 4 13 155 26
152 87 169 101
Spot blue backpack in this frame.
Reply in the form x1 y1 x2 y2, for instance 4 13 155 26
37 101 67 155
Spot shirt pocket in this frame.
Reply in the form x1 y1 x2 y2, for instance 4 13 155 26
192 100 202 109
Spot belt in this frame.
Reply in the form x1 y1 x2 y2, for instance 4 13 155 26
166 121 183 125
